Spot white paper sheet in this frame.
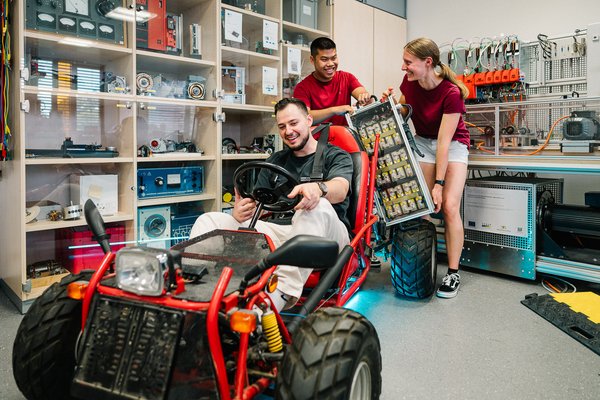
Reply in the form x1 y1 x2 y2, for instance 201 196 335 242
263 20 278 50
287 47 301 75
262 66 278 95
224 10 243 43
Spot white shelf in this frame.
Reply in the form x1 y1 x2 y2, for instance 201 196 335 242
25 157 134 165
282 43 311 53
22 86 135 101
137 154 216 162
221 46 280 62
221 3 280 23
282 21 329 37
136 96 219 108
222 103 273 113
25 30 131 53
221 153 270 160
138 193 217 207
26 212 134 233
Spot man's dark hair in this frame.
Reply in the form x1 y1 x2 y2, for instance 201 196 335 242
310 37 336 57
274 97 309 115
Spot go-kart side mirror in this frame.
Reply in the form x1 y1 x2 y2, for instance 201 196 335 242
84 199 111 255
239 235 339 292
265 235 339 269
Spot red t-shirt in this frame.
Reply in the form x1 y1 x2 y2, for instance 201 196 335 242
400 75 470 146
294 71 363 126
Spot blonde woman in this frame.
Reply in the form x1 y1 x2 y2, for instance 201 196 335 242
383 37 470 298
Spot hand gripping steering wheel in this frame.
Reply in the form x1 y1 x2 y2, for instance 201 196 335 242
233 161 301 215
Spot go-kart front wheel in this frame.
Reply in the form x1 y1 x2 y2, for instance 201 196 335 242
276 307 382 400
13 271 92 400
390 219 437 298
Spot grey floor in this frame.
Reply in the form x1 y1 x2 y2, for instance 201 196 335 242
1 262 599 400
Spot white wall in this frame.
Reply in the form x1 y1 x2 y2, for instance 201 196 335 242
406 0 600 205
407 0 600 43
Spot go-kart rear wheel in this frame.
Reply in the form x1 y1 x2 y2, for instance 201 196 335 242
390 219 437 298
13 271 93 400
276 307 382 400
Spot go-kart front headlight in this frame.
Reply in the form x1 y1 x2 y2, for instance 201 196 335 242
115 247 167 296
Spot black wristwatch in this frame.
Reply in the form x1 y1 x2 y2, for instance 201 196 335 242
317 181 328 197
434 179 445 187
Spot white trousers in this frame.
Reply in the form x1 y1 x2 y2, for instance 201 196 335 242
189 198 350 299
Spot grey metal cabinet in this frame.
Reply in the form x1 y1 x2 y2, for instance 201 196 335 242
358 0 406 18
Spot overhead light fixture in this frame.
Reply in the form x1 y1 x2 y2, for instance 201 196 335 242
58 37 94 47
105 7 156 23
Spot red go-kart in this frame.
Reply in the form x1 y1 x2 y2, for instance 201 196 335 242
12 126 383 399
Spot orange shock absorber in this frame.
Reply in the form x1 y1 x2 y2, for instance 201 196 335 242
261 311 283 352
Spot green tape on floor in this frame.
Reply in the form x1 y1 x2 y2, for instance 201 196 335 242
521 292 600 356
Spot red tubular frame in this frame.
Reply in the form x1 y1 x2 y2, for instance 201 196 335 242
81 252 115 330
335 133 381 306
365 133 381 245
337 215 379 305
234 333 250 399
207 267 234 400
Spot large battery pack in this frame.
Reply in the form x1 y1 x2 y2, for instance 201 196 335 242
347 99 434 225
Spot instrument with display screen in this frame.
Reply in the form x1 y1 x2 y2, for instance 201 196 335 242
26 0 125 44
138 166 204 198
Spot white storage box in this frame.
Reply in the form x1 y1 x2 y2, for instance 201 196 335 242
70 174 118 216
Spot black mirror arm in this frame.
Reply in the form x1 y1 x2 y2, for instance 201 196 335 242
239 259 269 293
287 244 354 334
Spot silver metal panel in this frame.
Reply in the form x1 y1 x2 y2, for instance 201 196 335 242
536 256 600 284
462 240 536 280
460 177 563 279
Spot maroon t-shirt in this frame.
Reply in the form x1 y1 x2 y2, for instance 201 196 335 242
294 71 363 126
400 75 470 146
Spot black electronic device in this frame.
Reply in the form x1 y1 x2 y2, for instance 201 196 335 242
26 138 119 158
562 110 600 140
26 0 125 44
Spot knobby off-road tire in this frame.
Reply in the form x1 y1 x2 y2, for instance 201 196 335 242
276 307 382 400
390 220 437 298
13 272 93 400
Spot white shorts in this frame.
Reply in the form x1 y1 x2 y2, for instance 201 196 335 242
414 135 469 165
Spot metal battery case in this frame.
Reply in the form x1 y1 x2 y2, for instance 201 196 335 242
347 99 434 225
461 176 563 279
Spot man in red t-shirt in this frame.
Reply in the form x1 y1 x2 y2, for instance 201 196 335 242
293 37 373 126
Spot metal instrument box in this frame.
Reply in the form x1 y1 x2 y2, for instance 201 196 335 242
461 176 563 279
137 166 204 198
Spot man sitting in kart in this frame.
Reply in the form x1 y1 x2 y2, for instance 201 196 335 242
190 97 353 311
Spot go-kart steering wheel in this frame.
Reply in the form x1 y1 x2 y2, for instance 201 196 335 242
233 161 300 212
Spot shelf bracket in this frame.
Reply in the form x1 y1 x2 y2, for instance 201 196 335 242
213 112 226 123
22 280 32 293
20 100 30 113
20 68 30 81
